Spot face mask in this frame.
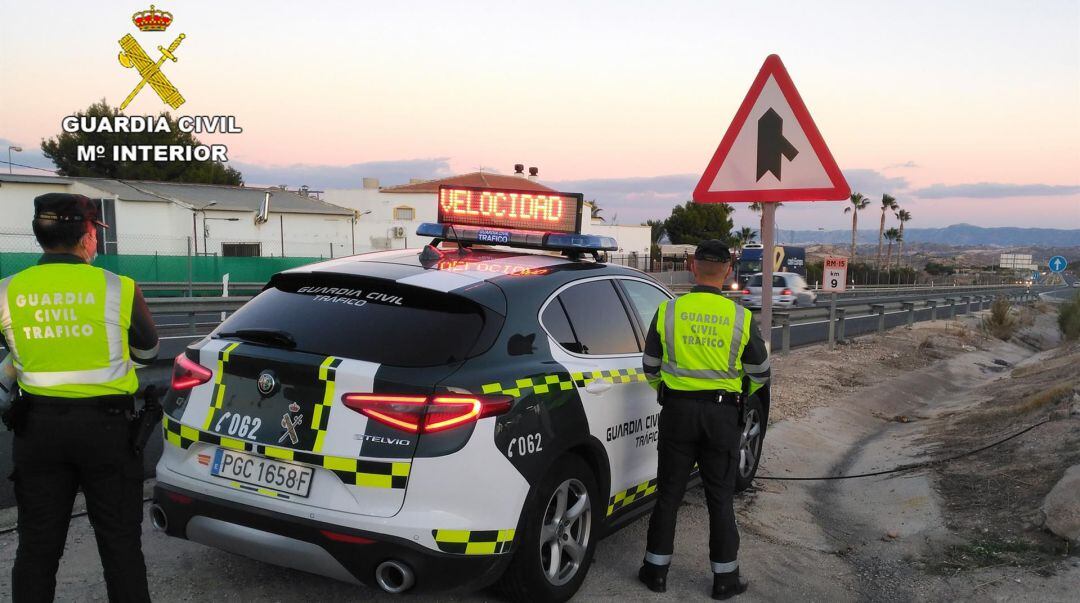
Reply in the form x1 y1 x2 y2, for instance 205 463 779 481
83 231 98 263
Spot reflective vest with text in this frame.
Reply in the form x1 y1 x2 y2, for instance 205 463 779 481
0 263 137 398
656 292 751 392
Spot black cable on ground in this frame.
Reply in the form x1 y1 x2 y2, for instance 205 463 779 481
0 418 1058 534
755 417 1053 481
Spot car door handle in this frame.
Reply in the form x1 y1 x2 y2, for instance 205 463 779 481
584 378 613 395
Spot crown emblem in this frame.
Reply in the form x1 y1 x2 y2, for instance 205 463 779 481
132 5 173 32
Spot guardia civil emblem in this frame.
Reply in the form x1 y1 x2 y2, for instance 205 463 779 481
117 5 186 110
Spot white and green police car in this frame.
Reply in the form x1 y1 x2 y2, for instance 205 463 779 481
152 185 769 601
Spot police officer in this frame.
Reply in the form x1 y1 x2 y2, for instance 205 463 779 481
638 239 770 600
0 194 159 602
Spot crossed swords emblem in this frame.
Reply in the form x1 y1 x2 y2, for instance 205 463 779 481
278 402 303 445
117 33 186 110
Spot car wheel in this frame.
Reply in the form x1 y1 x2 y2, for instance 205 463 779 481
735 395 766 492
501 455 599 602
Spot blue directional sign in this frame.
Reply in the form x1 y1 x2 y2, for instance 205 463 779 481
1049 255 1068 273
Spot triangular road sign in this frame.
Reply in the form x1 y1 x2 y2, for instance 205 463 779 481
693 54 850 203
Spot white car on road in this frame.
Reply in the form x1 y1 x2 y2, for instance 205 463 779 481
741 272 816 309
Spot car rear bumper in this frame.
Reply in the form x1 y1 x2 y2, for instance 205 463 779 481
153 483 511 593
742 297 796 308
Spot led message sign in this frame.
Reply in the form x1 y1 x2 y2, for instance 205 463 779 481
438 185 583 234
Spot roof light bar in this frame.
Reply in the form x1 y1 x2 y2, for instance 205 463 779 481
416 223 617 253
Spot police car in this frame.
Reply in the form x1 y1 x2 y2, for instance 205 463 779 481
152 185 770 601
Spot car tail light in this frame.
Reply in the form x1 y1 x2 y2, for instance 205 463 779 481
341 393 513 434
320 529 376 544
165 491 193 505
782 289 793 296
742 289 751 295
171 353 213 391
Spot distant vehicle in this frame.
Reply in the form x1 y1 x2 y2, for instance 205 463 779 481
735 245 807 290
741 272 816 308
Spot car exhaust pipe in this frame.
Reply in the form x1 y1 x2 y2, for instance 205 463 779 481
149 504 168 531
375 559 415 594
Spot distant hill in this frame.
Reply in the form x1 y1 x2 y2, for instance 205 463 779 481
779 224 1080 247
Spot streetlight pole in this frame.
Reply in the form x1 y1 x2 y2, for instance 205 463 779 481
191 201 217 255
203 216 239 255
352 209 371 255
7 146 22 174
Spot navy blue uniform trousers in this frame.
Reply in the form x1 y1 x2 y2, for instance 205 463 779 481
11 404 150 602
645 396 741 570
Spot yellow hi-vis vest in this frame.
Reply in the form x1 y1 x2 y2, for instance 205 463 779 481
656 292 751 393
0 263 138 398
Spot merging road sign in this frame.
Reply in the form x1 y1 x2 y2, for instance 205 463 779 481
692 54 850 204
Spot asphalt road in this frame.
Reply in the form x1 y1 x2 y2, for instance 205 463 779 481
1041 286 1079 302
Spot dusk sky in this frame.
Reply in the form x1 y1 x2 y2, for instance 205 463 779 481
1 0 1078 230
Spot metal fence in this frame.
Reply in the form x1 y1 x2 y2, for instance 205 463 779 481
0 229 336 294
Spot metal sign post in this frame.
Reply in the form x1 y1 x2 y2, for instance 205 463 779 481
827 293 838 349
760 203 776 352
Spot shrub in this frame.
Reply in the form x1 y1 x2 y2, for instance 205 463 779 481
982 297 1017 340
1059 292 1080 341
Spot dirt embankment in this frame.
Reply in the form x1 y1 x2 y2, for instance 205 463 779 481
927 338 1079 576
740 301 1079 601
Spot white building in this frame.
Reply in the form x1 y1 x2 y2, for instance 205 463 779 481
322 171 653 267
0 174 353 259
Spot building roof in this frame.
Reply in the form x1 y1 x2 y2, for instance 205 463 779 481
380 172 559 194
72 178 353 216
0 174 73 185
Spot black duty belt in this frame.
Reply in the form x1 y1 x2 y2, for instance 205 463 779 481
24 393 135 415
664 389 741 405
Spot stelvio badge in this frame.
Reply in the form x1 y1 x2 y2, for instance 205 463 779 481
117 5 186 110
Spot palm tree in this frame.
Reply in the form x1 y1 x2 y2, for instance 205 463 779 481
894 209 912 268
748 202 781 244
876 194 898 268
884 227 901 270
734 226 757 251
588 200 605 222
843 193 870 261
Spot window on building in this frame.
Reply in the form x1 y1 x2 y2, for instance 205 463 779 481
393 206 415 221
222 243 262 257
93 198 118 255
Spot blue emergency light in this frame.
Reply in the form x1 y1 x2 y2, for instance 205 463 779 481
416 222 617 253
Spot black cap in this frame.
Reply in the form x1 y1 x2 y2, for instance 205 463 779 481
33 193 106 228
694 239 732 263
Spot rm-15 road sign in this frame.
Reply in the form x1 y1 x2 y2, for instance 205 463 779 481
822 256 848 292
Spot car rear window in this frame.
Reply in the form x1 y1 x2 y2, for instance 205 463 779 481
747 275 786 287
214 275 502 367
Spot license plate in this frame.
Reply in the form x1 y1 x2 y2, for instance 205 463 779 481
210 448 313 498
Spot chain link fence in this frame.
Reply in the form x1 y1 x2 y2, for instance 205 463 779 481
0 228 344 295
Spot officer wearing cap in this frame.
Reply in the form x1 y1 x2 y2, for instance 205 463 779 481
638 239 770 600
0 193 158 601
